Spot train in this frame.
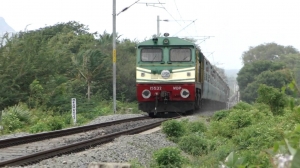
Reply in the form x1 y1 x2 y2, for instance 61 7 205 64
136 33 229 117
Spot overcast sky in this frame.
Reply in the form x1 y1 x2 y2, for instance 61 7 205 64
1 0 300 69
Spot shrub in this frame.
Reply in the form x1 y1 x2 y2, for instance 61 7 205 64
1 112 24 133
211 110 231 121
162 119 185 138
209 120 233 138
74 113 88 125
233 102 253 110
29 121 50 133
238 150 271 167
232 121 281 150
257 84 287 115
185 121 207 133
179 134 208 156
226 110 253 129
197 140 236 167
1 103 31 133
153 147 186 168
46 116 65 131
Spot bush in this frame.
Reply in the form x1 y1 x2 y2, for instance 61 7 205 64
46 116 65 131
162 119 185 138
153 147 186 168
179 134 208 156
226 110 253 129
233 102 253 110
1 103 31 133
29 116 65 133
185 121 207 133
1 112 24 133
232 121 281 150
74 113 88 125
209 120 233 138
30 121 50 133
257 84 287 115
211 110 231 121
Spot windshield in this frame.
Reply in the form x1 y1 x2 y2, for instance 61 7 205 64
170 48 191 62
141 48 162 62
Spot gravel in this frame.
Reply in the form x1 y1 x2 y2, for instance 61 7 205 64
25 132 176 168
1 113 213 168
1 114 175 168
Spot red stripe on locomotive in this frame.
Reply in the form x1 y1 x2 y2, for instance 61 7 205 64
136 84 195 102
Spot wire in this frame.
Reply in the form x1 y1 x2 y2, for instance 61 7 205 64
157 0 182 26
173 19 197 36
117 0 141 16
173 0 185 23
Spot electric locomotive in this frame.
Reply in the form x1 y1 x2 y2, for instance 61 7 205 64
136 33 229 117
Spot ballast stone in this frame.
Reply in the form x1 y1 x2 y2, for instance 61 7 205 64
88 162 131 168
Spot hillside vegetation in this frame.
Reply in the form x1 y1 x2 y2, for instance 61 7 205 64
156 88 300 167
0 22 140 133
151 43 300 167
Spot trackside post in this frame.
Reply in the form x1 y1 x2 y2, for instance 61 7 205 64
71 98 77 125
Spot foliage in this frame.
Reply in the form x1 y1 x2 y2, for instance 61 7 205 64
237 42 300 103
185 120 207 133
178 134 208 156
0 22 138 112
241 42 298 64
29 121 50 133
30 116 65 133
232 121 282 150
232 102 253 110
211 109 231 121
221 152 247 168
1 104 31 133
153 147 186 168
237 60 292 102
129 159 144 168
161 119 185 139
257 84 287 115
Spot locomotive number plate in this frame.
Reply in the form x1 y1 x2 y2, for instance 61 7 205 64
150 86 162 90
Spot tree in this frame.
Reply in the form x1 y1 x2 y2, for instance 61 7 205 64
257 84 287 115
116 38 138 101
72 48 111 100
242 43 299 64
237 60 284 92
241 69 292 102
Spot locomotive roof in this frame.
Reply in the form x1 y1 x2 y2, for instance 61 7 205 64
137 37 196 47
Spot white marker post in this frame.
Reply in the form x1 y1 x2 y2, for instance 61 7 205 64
71 98 77 125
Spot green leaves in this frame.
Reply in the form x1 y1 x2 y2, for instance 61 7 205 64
161 119 185 138
222 152 246 168
257 84 287 115
153 147 186 168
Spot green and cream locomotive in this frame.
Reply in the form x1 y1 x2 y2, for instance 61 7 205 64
136 34 229 116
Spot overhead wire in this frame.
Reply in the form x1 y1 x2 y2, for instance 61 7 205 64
117 0 141 16
173 0 185 24
157 0 181 26
173 19 197 36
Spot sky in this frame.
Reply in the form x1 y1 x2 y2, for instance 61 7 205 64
1 0 300 70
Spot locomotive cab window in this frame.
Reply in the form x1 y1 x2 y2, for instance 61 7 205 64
141 48 162 62
169 48 191 62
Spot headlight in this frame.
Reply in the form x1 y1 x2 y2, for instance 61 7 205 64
180 89 189 98
161 70 170 79
142 89 151 99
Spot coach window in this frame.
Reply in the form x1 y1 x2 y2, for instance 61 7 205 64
169 48 191 62
141 48 162 62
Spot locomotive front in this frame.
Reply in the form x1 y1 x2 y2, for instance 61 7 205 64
136 35 198 116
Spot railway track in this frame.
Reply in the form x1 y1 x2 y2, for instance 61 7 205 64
0 116 149 148
0 116 178 167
